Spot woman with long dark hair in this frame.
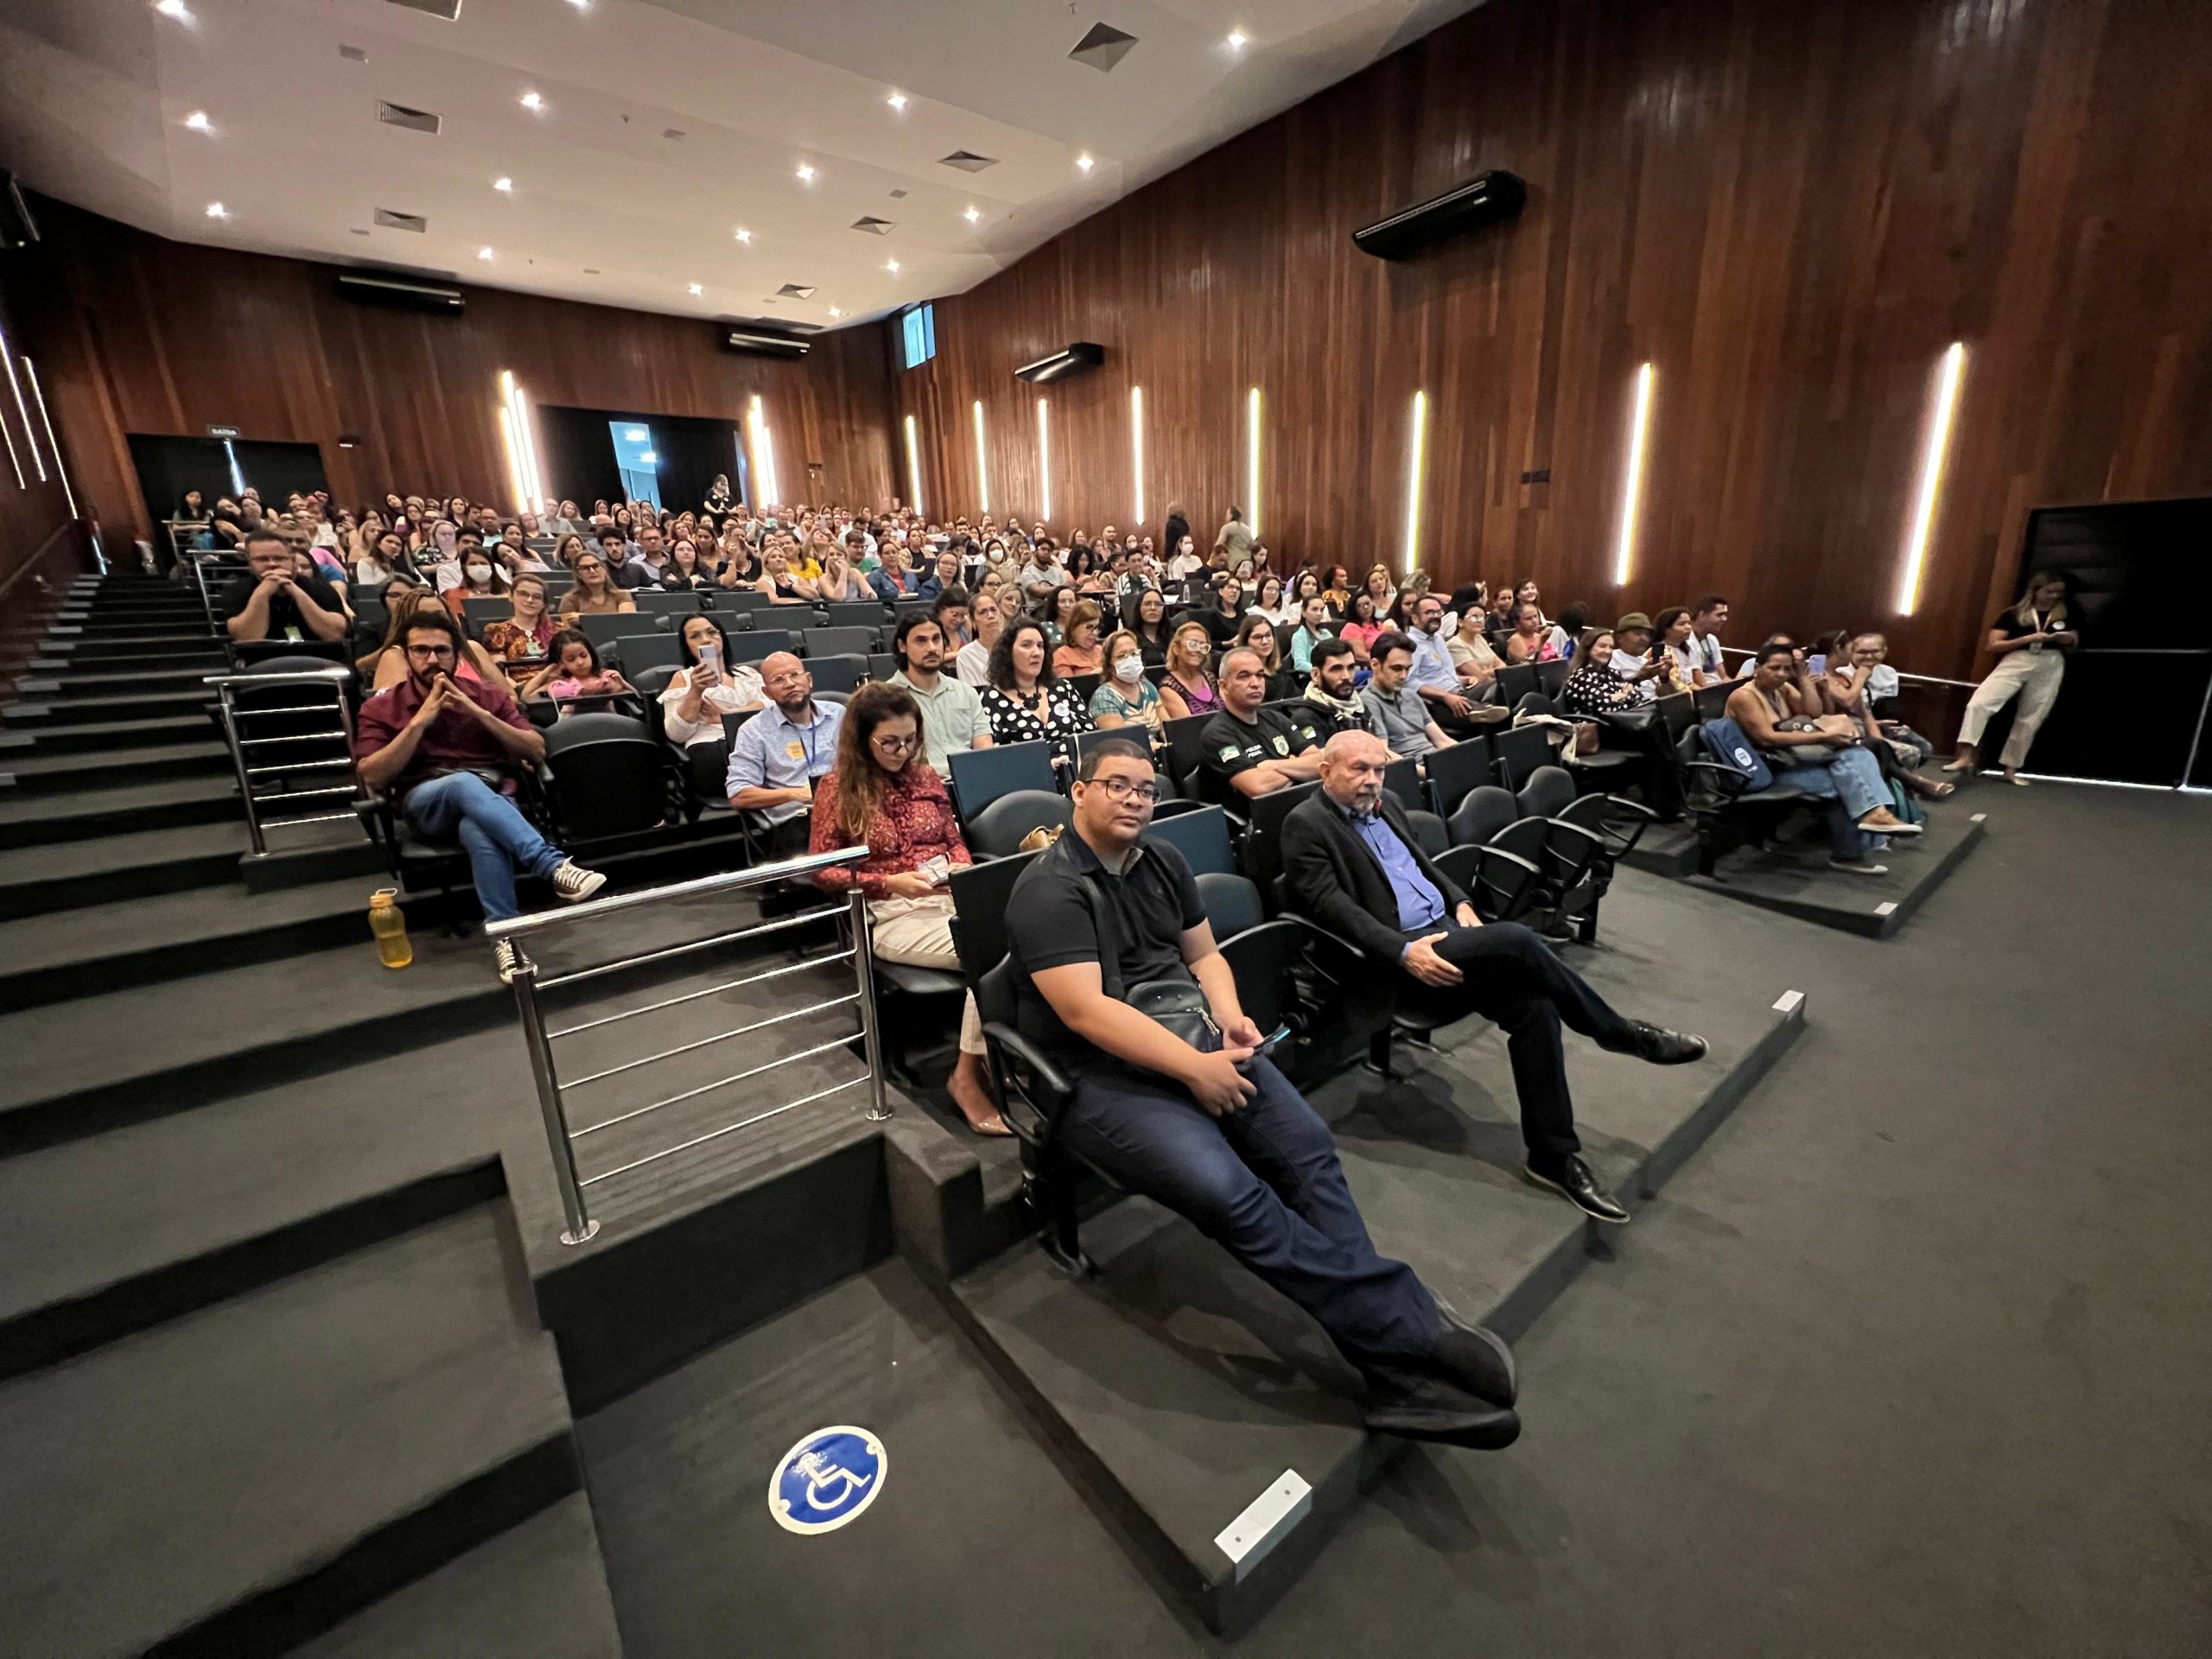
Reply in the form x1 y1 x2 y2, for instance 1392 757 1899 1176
979 619 1093 766
1946 571 2076 784
1127 588 1173 666
809 684 1006 1135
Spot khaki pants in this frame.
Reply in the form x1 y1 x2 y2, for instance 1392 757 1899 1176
868 893 984 1056
1958 650 2066 769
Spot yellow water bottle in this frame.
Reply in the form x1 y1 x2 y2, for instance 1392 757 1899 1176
368 888 413 969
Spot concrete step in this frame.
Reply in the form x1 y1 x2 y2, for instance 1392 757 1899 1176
0 737 232 794
0 713 217 755
0 1202 580 1659
13 666 222 700
4 694 209 728
0 819 249 920
0 773 240 849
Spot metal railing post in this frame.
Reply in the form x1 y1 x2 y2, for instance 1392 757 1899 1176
214 682 268 855
846 887 894 1122
511 950 599 1244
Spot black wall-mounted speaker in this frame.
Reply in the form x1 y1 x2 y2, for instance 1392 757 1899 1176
1351 169 1528 260
721 327 810 359
0 173 41 251
1015 342 1104 384
334 272 465 315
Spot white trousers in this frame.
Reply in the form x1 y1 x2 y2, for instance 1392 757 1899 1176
868 893 985 1056
1957 650 2066 769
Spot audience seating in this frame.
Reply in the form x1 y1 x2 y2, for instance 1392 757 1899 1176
1672 724 1821 875
1145 803 1236 876
1241 779 1324 892
868 652 898 683
1494 663 1538 705
966 789 1072 857
728 629 801 665
634 591 702 620
1692 681 1733 722
803 626 880 660
1423 734 1495 819
541 719 692 841
1517 691 1643 790
1490 724 1554 791
577 613 655 650
949 741 1056 825
604 633 684 675
461 595 508 627
805 654 868 695
1383 756 1427 816
710 589 771 617
1535 658 1572 696
823 601 892 629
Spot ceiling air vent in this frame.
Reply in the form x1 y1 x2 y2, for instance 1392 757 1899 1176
776 283 817 300
663 128 687 140
384 0 463 20
850 217 895 236
938 150 999 174
338 44 369 63
372 208 428 233
376 101 442 136
1068 22 1138 72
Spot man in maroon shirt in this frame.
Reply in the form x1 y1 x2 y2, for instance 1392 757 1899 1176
353 609 605 980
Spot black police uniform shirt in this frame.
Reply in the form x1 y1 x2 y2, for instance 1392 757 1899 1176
1006 830 1206 1075
1197 705 1315 788
218 572 345 641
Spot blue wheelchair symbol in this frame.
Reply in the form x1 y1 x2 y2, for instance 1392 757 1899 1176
768 1426 887 1535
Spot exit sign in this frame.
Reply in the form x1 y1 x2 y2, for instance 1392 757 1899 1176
207 424 241 439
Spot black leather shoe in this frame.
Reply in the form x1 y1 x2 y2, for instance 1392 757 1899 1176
1363 1370 1522 1451
1610 1021 1707 1065
1427 1306 1516 1406
1523 1155 1631 1224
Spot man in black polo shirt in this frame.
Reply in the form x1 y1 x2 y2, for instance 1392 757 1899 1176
1198 647 1323 802
220 527 347 646
1006 738 1521 1449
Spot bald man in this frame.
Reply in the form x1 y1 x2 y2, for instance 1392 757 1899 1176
725 651 843 856
1281 732 1707 1224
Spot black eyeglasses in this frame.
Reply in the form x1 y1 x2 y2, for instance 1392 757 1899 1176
1086 776 1158 803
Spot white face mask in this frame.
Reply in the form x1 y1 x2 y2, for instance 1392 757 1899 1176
465 563 493 585
987 548 1006 563
1113 653 1143 683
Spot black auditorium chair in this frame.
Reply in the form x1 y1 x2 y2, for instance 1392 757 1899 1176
1692 681 1733 723
1535 658 1572 696
709 589 770 619
1490 723 1555 792
577 613 655 651
461 595 508 629
1159 713 1218 798
803 626 880 661
949 740 1056 826
635 590 702 621
1440 786 1546 923
824 601 892 630
1240 779 1324 892
1493 662 1538 706
1145 802 1236 877
868 652 897 683
605 632 684 675
543 715 692 841
967 788 1071 857
728 628 801 665
1516 690 1643 792
1383 756 1428 817
805 654 868 696
1513 765 1616 942
1672 723 1820 875
1422 733 1494 820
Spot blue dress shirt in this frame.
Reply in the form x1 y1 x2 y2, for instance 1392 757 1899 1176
1347 804 1446 940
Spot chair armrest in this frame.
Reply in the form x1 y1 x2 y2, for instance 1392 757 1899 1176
1600 795 1657 823
1679 759 1752 801
980 1022 1077 1107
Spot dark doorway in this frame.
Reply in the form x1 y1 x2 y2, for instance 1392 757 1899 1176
1987 499 2212 786
127 434 330 565
538 406 747 520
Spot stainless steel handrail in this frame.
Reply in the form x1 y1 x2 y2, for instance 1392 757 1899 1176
497 845 895 1246
204 668 363 855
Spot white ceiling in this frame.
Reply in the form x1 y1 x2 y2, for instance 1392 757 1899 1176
0 0 1481 333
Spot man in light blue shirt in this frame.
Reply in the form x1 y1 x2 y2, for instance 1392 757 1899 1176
1406 594 1487 730
726 652 843 855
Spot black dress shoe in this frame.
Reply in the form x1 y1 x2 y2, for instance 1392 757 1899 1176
1609 1021 1707 1065
1523 1155 1631 1224
1363 1370 1522 1451
1427 1306 1516 1406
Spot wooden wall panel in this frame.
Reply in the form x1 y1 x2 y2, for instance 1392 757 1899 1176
889 0 2212 677
3 199 896 548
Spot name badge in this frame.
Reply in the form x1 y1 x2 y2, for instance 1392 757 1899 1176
785 741 805 760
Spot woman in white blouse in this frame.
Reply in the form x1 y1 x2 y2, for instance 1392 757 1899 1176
659 614 767 798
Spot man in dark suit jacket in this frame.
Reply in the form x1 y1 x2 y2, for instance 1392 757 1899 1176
1281 730 1707 1223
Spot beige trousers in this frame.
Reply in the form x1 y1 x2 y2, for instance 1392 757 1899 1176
1958 650 2066 769
867 893 985 1055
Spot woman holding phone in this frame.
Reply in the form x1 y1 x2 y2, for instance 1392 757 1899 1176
808 683 1007 1136
659 613 766 798
1946 571 2076 784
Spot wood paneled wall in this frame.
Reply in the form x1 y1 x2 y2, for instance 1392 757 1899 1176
0 279 79 597
3 199 897 549
890 0 2212 677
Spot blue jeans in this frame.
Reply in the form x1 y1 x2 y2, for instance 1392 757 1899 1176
404 772 564 921
1775 745 1890 859
1058 1057 1441 1369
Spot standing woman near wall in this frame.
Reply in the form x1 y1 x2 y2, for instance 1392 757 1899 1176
1946 571 2077 785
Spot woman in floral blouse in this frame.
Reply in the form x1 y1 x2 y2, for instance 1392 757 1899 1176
979 619 1093 770
809 683 1006 1135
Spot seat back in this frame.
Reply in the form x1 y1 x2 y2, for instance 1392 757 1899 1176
1517 765 1577 821
1515 690 1560 720
1403 808 1449 861
542 709 652 754
544 737 681 840
1196 870 1266 942
949 849 1041 982
1242 778 1322 891
824 601 892 630
1160 713 1217 785
1448 785 1520 848
804 626 880 660
635 590 702 620
949 740 1057 822
1422 734 1494 818
577 613 656 650
1071 724 1160 779
1535 658 1571 696
1382 756 1426 814
728 628 801 664
1491 724 1553 791
461 595 509 627
1659 690 1696 741
1693 680 1733 722
604 632 683 674
968 789 1071 857
709 588 771 618
1145 802 1235 875
805 653 868 695
1494 662 1538 704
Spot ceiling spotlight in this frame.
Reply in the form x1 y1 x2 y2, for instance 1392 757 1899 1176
829 307 843 319
204 201 227 219
519 91 543 111
493 176 513 193
155 0 191 18
796 162 816 182
567 0 590 8
478 246 494 260
1076 152 1095 173
734 227 752 244
184 111 212 132
963 206 981 223
1227 29 1247 48
687 283 703 296
885 258 900 273
887 92 907 111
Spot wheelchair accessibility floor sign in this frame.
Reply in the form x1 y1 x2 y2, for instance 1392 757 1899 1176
768 1426 887 1535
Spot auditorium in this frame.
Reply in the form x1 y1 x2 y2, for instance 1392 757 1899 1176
2 0 2208 1652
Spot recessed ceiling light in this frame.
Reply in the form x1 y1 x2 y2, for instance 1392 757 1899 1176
184 111 212 132
829 306 843 318
687 283 703 296
963 206 981 223
734 227 752 243
204 201 227 218
567 0 589 9
885 258 900 273
1226 29 1247 48
519 91 543 111
155 0 191 18
1076 152 1095 172
796 162 816 182
478 246 494 260
887 92 908 111
493 176 513 193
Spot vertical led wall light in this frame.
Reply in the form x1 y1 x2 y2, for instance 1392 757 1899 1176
1897 341 1966 615
971 399 989 512
1402 391 1428 566
1036 397 1052 523
0 334 45 482
1246 386 1262 537
1129 385 1146 524
1613 362 1655 587
748 394 781 507
22 359 75 516
498 371 547 513
903 413 924 515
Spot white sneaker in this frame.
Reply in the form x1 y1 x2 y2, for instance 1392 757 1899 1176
1827 857 1890 877
493 938 521 984
549 861 607 903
